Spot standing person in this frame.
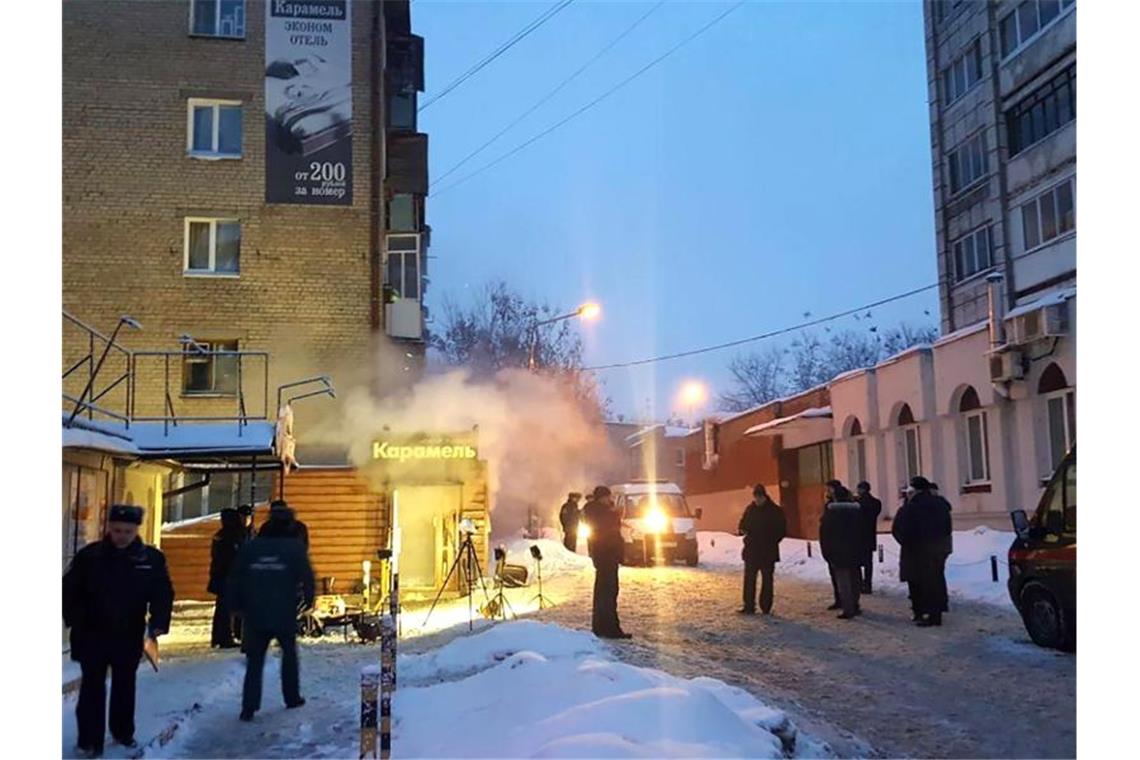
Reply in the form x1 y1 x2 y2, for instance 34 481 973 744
892 485 920 621
63 505 174 758
264 499 309 551
893 477 952 626
737 484 787 615
228 514 316 721
582 485 631 639
854 482 882 594
208 508 246 649
559 492 582 552
819 481 863 620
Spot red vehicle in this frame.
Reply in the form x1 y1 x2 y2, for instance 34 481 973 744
1008 447 1076 651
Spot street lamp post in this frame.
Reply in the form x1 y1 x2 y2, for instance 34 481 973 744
527 302 600 371
679 380 709 427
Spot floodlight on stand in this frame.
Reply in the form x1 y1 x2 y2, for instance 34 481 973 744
529 545 543 561
494 545 507 562
459 518 476 535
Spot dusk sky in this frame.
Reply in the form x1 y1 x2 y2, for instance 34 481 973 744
415 0 940 421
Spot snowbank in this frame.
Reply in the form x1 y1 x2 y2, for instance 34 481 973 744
699 527 1015 607
501 535 593 579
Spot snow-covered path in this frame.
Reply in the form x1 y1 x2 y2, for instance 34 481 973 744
536 563 1075 759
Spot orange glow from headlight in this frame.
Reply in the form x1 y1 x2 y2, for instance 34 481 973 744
579 523 592 540
644 507 668 534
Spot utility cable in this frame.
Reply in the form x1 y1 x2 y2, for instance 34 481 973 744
419 0 576 113
582 283 939 371
430 0 746 198
431 1 666 188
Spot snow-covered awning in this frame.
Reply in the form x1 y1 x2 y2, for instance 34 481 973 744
744 406 833 439
63 415 276 461
1004 285 1076 321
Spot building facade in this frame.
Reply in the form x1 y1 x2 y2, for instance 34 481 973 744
626 425 692 490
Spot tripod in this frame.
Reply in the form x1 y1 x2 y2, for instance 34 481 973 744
531 555 554 610
483 558 517 621
422 531 492 632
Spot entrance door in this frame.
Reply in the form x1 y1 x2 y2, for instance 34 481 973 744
395 485 462 590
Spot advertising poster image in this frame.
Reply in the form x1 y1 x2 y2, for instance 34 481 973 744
265 0 353 205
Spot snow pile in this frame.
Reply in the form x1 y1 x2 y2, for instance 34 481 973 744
501 535 593 579
395 621 806 758
700 527 1015 608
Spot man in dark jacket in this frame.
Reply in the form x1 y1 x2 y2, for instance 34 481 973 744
582 485 630 639
228 517 316 721
737 484 787 615
208 508 246 648
819 481 863 619
63 505 174 758
559 492 582 553
854 482 882 594
892 476 953 626
264 499 309 551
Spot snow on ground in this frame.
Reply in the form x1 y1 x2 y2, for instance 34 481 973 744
698 527 1015 607
69 621 819 759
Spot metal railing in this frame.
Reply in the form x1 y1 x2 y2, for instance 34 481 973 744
63 311 136 428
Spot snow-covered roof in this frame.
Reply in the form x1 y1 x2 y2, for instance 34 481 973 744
1004 285 1076 321
933 320 989 347
829 366 873 385
715 381 831 426
62 415 275 459
744 406 833 437
874 342 933 370
625 424 698 444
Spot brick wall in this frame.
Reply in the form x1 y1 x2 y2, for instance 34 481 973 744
62 1 383 430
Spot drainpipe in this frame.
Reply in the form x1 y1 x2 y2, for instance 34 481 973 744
987 272 1011 400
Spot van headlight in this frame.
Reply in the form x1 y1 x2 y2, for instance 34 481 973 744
644 508 669 534
579 523 591 540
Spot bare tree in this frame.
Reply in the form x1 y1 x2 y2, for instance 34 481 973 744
717 348 786 412
880 322 940 357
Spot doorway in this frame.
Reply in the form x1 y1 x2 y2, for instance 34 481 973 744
394 485 462 592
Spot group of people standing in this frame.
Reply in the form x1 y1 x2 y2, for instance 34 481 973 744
736 476 953 626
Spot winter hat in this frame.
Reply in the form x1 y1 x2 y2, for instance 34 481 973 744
108 505 143 525
825 479 843 490
219 508 242 529
592 485 612 499
753 484 767 497
909 476 934 491
270 499 289 512
569 492 582 500
856 481 871 493
237 504 254 517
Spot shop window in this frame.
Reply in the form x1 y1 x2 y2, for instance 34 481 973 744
64 464 108 569
182 339 239 396
191 0 246 39
185 218 241 275
187 99 242 158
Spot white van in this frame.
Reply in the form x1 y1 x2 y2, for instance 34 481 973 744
609 481 701 566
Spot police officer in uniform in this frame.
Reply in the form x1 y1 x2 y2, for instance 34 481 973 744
582 486 631 639
559 492 582 552
63 505 174 758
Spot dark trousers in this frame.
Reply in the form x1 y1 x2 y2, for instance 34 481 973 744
743 560 775 613
76 655 139 751
913 554 949 617
832 564 862 616
562 528 577 553
242 627 301 715
211 593 236 647
861 554 874 593
828 565 841 604
591 560 622 635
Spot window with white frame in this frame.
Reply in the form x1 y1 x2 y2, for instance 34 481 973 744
187 99 242 158
385 234 421 300
1039 363 1075 472
948 132 988 194
953 225 993 281
191 0 246 39
999 0 1076 60
898 404 922 482
185 218 241 275
1021 177 1075 252
853 437 867 486
181 339 239 396
942 39 983 106
959 386 990 484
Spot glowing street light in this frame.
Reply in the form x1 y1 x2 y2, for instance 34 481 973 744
678 380 709 426
528 299 603 371
577 302 602 321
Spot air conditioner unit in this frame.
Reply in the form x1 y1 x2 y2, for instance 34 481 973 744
1009 302 1069 345
988 349 1024 383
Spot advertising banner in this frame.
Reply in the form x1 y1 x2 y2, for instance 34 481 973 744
265 0 353 205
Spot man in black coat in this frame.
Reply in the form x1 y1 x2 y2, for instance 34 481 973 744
228 517 316 721
208 508 246 648
892 476 953 626
819 481 863 619
737 484 787 615
63 505 174 758
854 482 882 594
264 499 309 551
582 485 630 639
559 492 582 553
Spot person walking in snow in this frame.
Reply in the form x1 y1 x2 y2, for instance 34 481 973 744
63 505 174 758
855 482 882 594
819 481 864 619
228 514 316 721
208 508 246 649
582 485 631 639
892 476 952 626
737 484 787 615
559 492 582 553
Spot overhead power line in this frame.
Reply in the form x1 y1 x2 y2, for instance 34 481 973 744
431 1 666 189
582 283 941 371
418 0 576 113
430 0 746 198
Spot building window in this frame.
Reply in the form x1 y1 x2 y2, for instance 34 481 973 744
164 470 271 523
388 194 418 232
897 404 922 482
1007 64 1075 156
191 0 246 39
1020 177 1075 251
187 99 242 159
674 448 685 468
1039 363 1075 472
959 386 990 484
942 40 983 106
182 340 239 396
1000 0 1076 60
389 90 416 130
953 225 993 282
185 218 241 275
948 132 988 194
385 234 421 300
